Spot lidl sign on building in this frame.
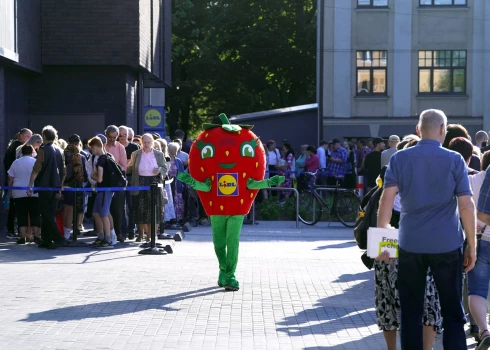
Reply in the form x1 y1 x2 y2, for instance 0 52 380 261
143 106 166 136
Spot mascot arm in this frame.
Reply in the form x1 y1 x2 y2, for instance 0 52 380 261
177 172 211 192
246 175 285 190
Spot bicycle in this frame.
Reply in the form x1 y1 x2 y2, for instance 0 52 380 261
297 170 361 228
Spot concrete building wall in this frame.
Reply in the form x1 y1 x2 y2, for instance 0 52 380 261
321 0 488 139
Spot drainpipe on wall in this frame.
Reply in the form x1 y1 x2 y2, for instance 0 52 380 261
317 0 324 145
138 73 144 135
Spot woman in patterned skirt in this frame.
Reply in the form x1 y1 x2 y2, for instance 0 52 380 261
127 134 168 242
375 139 442 350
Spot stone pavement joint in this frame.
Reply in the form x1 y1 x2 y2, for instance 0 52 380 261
0 222 476 349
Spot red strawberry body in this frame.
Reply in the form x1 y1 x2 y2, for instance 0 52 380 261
188 126 266 216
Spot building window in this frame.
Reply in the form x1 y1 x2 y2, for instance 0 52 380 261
356 51 387 95
358 0 388 7
418 50 466 94
419 0 466 6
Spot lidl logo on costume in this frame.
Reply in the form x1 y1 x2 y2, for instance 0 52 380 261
217 173 239 196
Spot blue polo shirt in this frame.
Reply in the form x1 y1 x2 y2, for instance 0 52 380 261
384 139 471 254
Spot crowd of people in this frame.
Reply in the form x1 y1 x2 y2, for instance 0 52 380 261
6 114 490 348
368 110 490 350
263 115 490 349
262 135 397 196
3 125 193 249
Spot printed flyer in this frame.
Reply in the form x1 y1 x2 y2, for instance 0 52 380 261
367 227 399 259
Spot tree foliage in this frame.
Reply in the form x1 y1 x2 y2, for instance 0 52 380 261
167 0 316 137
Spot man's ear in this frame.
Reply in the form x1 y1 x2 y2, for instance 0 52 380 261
415 125 421 137
440 124 446 137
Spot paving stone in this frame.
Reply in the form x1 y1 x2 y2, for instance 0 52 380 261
0 222 477 349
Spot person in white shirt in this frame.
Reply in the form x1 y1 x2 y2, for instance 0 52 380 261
316 141 328 186
8 145 41 244
266 140 281 176
381 135 400 168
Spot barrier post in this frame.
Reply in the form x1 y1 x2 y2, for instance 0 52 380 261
356 176 364 199
139 182 166 255
65 189 87 247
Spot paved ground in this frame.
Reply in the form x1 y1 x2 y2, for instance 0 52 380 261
0 221 480 349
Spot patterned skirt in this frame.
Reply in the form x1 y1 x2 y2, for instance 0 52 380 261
374 260 443 332
132 176 163 225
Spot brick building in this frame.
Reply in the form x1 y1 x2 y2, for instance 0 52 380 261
0 0 171 171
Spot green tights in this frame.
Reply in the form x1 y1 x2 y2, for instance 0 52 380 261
210 215 244 290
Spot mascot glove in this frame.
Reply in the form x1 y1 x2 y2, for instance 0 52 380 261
177 173 211 192
269 175 285 187
177 172 193 185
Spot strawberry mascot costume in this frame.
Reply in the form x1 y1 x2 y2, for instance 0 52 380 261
177 114 284 291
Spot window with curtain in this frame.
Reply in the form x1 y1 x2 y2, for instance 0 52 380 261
356 50 387 95
418 50 466 94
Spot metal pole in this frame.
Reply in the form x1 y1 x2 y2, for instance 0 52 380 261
72 190 78 242
150 182 156 249
293 188 299 228
252 202 256 226
356 175 364 199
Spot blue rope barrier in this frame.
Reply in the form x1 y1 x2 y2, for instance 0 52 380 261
0 186 151 192
266 170 351 176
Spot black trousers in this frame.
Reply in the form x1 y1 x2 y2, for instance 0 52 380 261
39 192 62 243
110 191 125 235
398 247 466 349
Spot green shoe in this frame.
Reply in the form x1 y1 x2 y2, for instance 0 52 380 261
217 271 226 287
224 277 239 291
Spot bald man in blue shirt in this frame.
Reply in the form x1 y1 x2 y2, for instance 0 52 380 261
377 109 476 350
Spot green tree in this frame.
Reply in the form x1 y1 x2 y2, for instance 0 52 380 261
167 0 316 137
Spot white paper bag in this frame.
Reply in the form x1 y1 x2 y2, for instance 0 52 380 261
367 227 399 259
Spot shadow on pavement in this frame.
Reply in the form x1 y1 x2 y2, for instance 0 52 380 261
0 240 158 264
19 286 223 322
313 241 357 250
276 271 377 340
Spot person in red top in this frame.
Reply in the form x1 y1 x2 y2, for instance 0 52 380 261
303 145 320 191
305 145 320 172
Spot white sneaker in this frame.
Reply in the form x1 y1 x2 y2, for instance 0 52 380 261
64 229 72 240
111 233 118 245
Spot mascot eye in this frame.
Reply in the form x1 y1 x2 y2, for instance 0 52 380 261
201 145 215 159
241 144 255 158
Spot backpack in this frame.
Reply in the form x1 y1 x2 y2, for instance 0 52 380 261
353 186 383 249
106 153 127 187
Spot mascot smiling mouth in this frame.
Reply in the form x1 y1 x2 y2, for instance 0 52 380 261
218 162 237 169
